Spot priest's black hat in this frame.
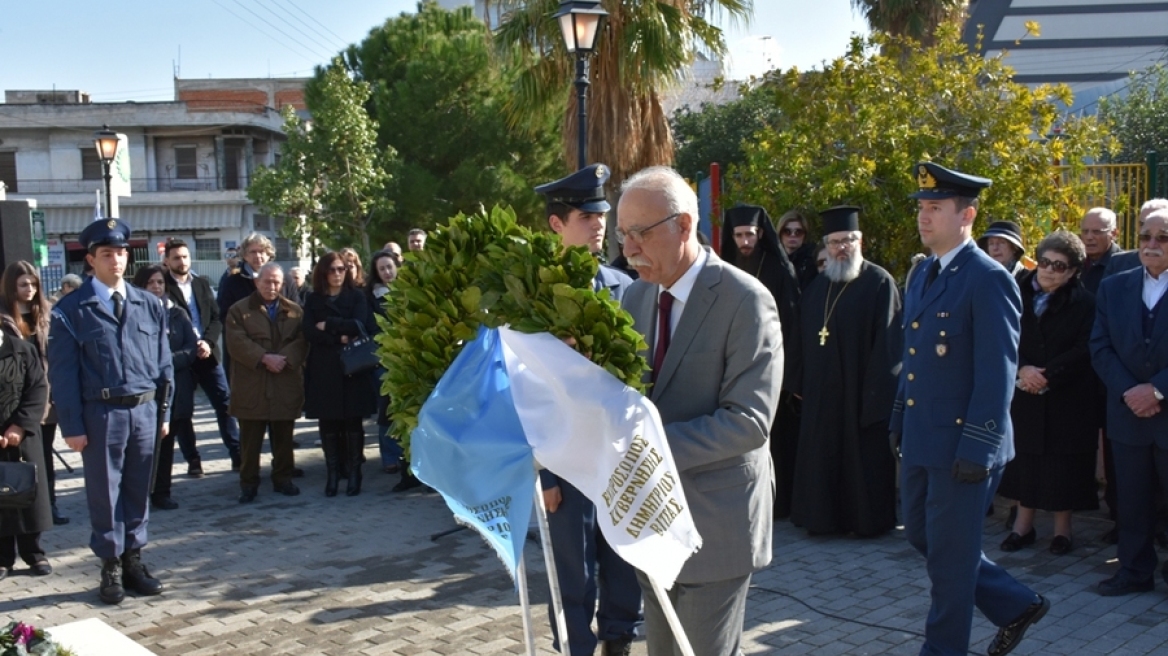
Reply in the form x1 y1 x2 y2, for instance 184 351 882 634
910 162 992 200
820 206 861 234
534 163 611 213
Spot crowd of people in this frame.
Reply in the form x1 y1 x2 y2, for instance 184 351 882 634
1 157 1166 656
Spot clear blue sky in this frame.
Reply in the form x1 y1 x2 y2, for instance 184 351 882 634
0 1 868 102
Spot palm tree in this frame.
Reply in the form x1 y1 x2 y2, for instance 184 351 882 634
495 0 752 184
850 0 967 46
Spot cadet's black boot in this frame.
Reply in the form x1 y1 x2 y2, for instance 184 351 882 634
345 430 364 497
99 558 125 605
321 432 340 497
121 549 163 596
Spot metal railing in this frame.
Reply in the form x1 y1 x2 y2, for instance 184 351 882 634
12 176 252 195
1057 162 1148 249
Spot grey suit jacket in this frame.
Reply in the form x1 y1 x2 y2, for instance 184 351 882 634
622 249 783 584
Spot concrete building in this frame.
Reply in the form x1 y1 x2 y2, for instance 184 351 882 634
0 78 309 287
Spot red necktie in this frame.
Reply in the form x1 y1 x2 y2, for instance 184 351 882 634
652 291 674 383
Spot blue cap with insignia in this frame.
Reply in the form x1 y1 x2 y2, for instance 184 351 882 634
910 162 992 200
534 163 611 213
78 218 131 251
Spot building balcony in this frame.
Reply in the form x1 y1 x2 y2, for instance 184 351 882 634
10 176 252 195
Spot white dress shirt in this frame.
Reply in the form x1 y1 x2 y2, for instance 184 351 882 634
656 248 709 349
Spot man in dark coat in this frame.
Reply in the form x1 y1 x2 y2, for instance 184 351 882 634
0 328 50 579
163 238 240 474
720 204 802 519
790 206 901 537
1104 198 1168 278
1079 207 1122 295
1090 209 1168 596
534 164 640 656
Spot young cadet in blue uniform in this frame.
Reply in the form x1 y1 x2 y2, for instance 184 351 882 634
48 219 173 605
534 163 640 656
890 163 1050 656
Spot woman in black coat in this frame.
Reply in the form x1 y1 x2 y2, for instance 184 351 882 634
303 251 377 497
132 265 198 510
999 231 1098 556
0 323 49 579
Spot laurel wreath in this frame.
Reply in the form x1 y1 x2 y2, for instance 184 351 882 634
374 205 649 456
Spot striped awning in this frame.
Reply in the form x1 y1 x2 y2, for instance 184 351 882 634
43 204 246 235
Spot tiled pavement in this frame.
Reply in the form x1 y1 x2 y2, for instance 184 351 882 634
4 401 1168 655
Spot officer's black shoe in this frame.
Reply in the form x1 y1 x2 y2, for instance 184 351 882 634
121 549 163 596
29 559 52 576
99 558 125 605
274 482 300 496
987 594 1049 656
1097 571 1154 596
238 487 258 503
51 504 69 525
151 495 179 510
187 459 205 478
601 638 633 656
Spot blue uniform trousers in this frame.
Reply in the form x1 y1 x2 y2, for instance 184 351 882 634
192 358 240 457
81 400 156 560
901 464 1037 656
547 481 642 655
1111 441 1168 581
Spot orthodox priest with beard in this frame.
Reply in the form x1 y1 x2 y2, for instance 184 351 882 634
790 206 902 537
720 204 803 518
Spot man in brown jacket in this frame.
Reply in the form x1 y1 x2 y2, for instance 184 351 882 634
225 263 308 503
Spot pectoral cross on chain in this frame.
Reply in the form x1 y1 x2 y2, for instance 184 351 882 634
818 325 829 346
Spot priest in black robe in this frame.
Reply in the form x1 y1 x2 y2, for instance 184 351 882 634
791 206 902 537
720 204 802 518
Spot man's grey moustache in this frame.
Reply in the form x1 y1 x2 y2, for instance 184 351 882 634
626 256 652 267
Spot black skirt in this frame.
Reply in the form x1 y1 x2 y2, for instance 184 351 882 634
998 452 1099 512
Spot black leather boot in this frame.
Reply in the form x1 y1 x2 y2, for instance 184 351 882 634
322 432 340 497
392 460 422 492
99 558 125 605
345 430 364 497
121 549 163 596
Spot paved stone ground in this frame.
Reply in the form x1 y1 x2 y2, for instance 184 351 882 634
3 401 1168 655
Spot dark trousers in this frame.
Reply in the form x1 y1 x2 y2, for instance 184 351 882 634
172 418 198 464
0 532 44 567
80 401 155 560
901 464 1037 655
1110 441 1168 580
238 419 295 489
40 422 57 507
547 481 641 655
153 431 176 499
192 358 239 456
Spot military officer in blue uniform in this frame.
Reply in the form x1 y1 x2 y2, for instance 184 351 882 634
534 164 640 656
890 162 1050 656
48 219 173 605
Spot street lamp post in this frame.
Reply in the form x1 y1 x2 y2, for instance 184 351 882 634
553 0 608 170
94 125 120 218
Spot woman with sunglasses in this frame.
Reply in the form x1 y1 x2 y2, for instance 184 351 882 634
998 231 1098 555
777 210 818 290
302 251 377 497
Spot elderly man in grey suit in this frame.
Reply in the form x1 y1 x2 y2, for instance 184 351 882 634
616 166 783 656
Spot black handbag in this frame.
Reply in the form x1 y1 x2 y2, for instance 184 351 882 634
340 324 379 377
0 460 37 510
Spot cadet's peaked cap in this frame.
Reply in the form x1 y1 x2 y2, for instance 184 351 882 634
820 206 861 234
534 163 611 213
910 162 992 200
79 218 132 251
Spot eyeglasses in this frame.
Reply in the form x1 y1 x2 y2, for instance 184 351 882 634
1036 257 1072 273
824 235 859 249
782 227 806 237
1138 233 1168 245
1079 228 1113 237
616 213 680 245
327 266 348 273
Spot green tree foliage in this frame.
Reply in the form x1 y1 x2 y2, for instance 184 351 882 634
341 1 562 237
670 87 782 180
849 0 966 45
249 59 394 255
728 25 1113 276
1099 64 1168 164
496 0 753 185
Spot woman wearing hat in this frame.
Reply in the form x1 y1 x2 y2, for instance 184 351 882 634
978 221 1028 277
